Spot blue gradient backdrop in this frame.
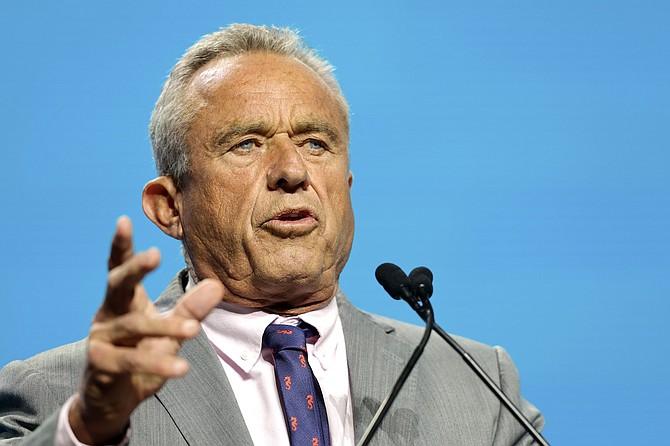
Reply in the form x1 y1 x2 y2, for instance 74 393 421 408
1 1 668 444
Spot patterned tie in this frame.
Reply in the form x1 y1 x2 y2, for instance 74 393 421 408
263 323 331 446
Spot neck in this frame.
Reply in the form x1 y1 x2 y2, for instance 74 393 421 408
187 270 338 315
223 287 336 316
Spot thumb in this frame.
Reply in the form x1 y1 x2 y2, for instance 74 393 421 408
171 279 225 321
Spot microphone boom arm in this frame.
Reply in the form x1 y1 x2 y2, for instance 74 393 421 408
418 316 549 446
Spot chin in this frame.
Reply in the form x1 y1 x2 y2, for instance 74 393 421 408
254 264 333 296
258 265 322 286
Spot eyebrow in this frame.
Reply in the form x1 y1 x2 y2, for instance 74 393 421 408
292 119 344 145
212 122 273 148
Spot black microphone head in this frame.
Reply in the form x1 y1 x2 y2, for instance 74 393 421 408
375 263 412 300
409 266 433 283
409 266 434 299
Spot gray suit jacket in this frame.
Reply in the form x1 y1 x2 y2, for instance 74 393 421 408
0 271 543 445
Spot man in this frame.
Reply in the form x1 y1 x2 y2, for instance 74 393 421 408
0 24 544 445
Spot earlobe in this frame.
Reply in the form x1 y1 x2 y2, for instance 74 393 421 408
142 176 184 240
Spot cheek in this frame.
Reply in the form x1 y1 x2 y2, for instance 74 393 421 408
322 172 354 234
326 168 353 207
182 178 237 236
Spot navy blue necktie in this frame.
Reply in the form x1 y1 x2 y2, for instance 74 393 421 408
263 323 331 446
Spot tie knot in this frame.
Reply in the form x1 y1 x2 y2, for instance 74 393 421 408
263 323 308 352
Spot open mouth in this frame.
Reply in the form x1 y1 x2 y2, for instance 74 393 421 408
263 207 319 237
273 209 314 222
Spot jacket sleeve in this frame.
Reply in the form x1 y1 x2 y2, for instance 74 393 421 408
0 342 85 445
0 359 64 445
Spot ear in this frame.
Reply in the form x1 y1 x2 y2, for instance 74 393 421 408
142 176 184 240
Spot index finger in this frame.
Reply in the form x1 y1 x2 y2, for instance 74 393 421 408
101 248 160 317
108 216 135 271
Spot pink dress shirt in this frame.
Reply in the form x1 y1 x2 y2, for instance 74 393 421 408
200 294 355 445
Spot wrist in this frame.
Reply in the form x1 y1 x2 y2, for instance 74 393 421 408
68 394 131 446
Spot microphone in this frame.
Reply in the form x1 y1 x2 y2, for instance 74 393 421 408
357 263 434 446
400 266 550 446
409 266 433 299
375 263 414 302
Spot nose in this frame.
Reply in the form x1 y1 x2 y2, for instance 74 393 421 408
266 137 311 192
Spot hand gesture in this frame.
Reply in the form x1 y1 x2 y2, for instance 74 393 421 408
68 216 223 444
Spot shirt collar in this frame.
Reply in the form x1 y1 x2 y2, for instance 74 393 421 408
194 275 341 373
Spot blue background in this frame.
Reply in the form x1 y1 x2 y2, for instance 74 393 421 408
1 1 668 444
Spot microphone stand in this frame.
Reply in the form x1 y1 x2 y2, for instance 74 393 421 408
356 294 434 446
418 316 549 446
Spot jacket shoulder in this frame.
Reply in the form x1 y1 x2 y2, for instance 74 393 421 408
0 340 86 442
362 312 545 444
367 312 497 356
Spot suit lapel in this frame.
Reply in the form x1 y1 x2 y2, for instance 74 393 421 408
155 331 253 445
337 293 419 444
152 272 253 445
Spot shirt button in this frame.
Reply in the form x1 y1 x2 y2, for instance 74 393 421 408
240 351 250 361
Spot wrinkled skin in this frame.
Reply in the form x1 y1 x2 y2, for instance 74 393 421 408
144 52 355 315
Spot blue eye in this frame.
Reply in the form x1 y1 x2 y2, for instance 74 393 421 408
234 139 255 151
306 139 326 152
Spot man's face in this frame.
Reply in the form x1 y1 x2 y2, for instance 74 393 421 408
175 52 354 312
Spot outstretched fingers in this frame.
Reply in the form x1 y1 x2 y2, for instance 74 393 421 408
86 281 223 383
87 339 190 377
90 311 200 347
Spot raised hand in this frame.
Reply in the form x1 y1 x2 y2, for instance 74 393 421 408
68 216 223 444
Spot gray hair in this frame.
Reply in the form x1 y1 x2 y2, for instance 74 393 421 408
149 24 349 186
